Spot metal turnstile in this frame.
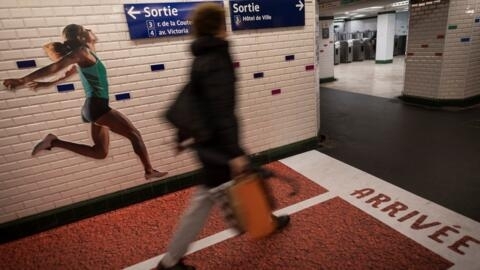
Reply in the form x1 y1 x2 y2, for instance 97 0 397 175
395 35 407 56
352 39 364 61
363 38 375 60
339 40 353 63
334 41 340 65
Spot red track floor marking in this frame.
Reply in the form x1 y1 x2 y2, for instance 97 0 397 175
2 152 478 270
280 151 480 270
0 161 326 270
186 197 453 270
196 161 328 239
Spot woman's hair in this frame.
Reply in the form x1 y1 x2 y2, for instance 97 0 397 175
43 42 70 60
62 24 87 50
190 3 225 38
42 24 88 59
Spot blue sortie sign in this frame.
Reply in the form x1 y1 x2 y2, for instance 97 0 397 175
229 0 305 31
124 2 222 40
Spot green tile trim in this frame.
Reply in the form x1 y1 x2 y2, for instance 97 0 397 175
448 25 458 30
375 59 393 64
252 137 318 165
399 94 480 109
0 137 318 244
320 77 336 84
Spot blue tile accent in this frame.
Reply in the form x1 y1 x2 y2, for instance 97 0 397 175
285 55 295 61
150 64 165 71
57 84 75 92
16 60 36 69
475 18 479 23
461 37 471 43
254 72 264 79
115 93 131 101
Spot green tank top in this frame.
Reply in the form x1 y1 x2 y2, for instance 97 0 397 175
78 51 109 99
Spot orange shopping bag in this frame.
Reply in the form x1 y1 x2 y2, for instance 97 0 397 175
227 172 276 239
226 168 298 239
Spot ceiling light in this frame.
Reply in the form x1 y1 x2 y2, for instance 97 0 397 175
392 1 409 7
356 6 383 12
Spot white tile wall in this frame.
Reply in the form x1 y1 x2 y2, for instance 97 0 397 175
0 1 318 223
376 12 396 61
403 0 450 98
439 0 480 99
318 19 334 80
404 0 480 100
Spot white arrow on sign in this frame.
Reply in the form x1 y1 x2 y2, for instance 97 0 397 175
127 6 141 20
296 0 304 11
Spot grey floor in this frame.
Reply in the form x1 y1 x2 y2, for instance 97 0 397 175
322 56 405 99
318 87 480 222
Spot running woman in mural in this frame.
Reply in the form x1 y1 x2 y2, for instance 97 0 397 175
3 24 168 180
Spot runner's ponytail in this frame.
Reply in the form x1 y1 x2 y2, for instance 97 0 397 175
43 42 71 60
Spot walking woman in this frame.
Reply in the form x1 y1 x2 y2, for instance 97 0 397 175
156 4 289 269
3 24 167 180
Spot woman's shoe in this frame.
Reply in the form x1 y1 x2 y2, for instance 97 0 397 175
31 134 57 156
275 215 291 231
145 170 168 180
155 259 195 270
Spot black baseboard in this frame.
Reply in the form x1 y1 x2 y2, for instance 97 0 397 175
320 77 336 84
399 94 480 109
0 137 318 244
375 59 393 64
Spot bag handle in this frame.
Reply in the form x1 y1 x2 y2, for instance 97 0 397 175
251 167 299 197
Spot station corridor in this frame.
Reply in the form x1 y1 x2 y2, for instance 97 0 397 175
1 88 479 270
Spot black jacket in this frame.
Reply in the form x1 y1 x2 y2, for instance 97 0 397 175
190 36 244 163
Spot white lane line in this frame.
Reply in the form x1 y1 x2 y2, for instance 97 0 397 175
280 150 480 270
124 192 336 270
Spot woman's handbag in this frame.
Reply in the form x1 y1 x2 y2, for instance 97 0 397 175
225 168 298 239
227 171 277 238
164 83 211 145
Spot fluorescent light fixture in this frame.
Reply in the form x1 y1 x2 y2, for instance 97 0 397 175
353 14 366 18
392 1 409 7
356 6 383 12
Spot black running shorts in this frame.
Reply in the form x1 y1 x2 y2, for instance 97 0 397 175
81 97 111 123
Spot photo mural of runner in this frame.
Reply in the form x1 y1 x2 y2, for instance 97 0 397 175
2 24 168 181
0 0 318 241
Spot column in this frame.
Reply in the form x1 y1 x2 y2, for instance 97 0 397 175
375 11 396 64
438 0 480 101
402 0 480 106
318 16 335 83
